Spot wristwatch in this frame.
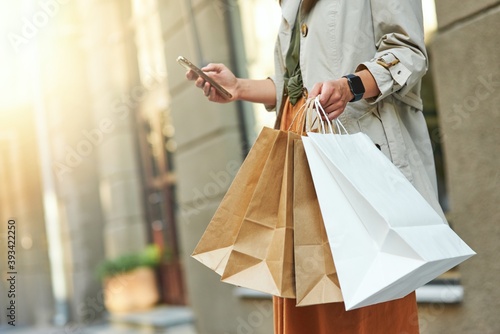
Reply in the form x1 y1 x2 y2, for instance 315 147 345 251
342 74 365 102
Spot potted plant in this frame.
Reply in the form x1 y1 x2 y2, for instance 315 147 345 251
96 245 161 313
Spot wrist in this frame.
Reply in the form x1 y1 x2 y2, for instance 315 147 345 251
341 78 355 102
233 78 246 101
354 69 380 99
342 74 365 102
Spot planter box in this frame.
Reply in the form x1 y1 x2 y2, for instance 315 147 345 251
104 267 160 313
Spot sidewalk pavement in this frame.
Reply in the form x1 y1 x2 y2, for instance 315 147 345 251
0 324 197 334
1 305 198 334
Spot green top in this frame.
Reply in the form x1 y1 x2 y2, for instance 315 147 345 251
284 12 304 105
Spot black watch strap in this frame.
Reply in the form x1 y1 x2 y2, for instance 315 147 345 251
343 74 365 102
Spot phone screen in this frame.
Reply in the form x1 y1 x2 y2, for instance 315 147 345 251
177 56 233 99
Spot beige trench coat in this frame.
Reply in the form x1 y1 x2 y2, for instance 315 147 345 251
269 0 444 217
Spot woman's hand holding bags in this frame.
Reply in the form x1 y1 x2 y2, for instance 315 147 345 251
302 98 475 310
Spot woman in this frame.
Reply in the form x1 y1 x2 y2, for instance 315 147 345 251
187 0 439 332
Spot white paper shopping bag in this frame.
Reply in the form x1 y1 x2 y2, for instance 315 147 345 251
302 130 475 311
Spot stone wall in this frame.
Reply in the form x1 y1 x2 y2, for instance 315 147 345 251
158 0 274 333
419 2 500 333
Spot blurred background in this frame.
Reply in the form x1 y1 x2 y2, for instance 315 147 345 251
0 0 498 333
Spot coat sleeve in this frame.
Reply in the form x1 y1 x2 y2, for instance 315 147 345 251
356 0 428 108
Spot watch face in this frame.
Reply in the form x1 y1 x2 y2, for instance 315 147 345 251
350 75 365 95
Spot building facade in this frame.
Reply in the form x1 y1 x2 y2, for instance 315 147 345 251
418 1 500 333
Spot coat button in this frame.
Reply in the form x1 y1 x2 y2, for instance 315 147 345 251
301 23 308 37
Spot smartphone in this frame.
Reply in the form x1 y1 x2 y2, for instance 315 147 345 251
177 56 233 99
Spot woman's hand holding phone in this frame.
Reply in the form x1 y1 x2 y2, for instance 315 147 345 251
178 56 237 103
179 56 277 106
189 63 238 103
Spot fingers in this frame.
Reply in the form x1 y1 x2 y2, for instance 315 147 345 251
309 82 323 99
324 98 346 113
203 82 212 97
321 95 345 119
325 99 348 120
186 63 221 82
327 109 344 120
318 85 335 107
189 62 237 101
195 76 205 89
186 70 198 81
312 80 350 120
202 63 223 73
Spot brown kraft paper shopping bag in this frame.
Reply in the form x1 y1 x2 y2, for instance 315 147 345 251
221 131 297 298
191 127 280 275
293 139 343 306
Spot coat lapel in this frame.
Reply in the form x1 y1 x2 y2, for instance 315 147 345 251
278 0 301 64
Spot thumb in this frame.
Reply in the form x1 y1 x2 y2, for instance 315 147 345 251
202 63 223 73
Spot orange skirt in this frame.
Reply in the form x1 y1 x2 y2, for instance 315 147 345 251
274 96 420 334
